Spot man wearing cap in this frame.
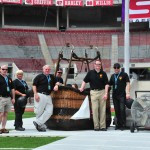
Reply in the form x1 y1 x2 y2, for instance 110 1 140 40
0 65 15 134
55 68 63 85
109 63 130 131
80 60 109 131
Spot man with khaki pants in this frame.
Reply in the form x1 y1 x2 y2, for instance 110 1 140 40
80 60 109 131
0 65 15 134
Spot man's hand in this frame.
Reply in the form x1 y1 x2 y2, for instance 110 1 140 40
103 93 108 100
11 98 15 104
53 85 59 91
79 87 84 92
126 93 130 99
34 93 40 102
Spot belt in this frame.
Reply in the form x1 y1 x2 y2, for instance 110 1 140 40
39 92 50 95
91 89 103 91
0 95 10 98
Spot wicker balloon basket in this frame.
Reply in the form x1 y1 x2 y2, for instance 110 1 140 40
46 86 111 130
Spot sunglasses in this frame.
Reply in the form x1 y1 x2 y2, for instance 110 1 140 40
114 67 120 69
95 64 101 65
57 72 62 74
1 68 8 71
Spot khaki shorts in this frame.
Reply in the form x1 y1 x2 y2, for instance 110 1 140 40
0 97 12 112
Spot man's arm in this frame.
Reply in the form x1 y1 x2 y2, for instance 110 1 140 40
33 85 37 95
126 82 130 99
11 89 15 104
79 81 86 92
103 84 109 100
33 85 40 102
104 84 109 96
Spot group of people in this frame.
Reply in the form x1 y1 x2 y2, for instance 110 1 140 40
0 61 130 133
80 60 130 131
0 65 31 133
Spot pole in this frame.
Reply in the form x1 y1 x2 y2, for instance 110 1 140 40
124 0 130 75
64 50 73 86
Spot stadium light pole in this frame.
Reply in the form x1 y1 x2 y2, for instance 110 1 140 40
124 0 130 75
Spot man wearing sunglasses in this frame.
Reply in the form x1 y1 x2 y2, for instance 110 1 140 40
109 63 130 131
55 68 63 85
0 65 15 134
80 60 109 131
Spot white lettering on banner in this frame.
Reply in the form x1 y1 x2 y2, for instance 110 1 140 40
56 0 63 6
130 18 150 22
86 0 93 6
95 0 111 6
2 0 21 3
129 0 150 22
64 0 82 6
34 0 52 5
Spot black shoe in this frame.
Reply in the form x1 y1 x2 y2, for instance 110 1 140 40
94 128 99 131
33 121 46 132
120 127 125 131
33 121 39 131
38 128 46 132
15 127 25 131
100 128 107 131
115 126 120 130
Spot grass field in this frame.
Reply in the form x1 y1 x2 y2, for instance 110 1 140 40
1 112 64 149
8 111 35 120
0 137 65 149
2 109 115 149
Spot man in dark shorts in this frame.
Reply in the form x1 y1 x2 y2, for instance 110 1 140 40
0 65 15 134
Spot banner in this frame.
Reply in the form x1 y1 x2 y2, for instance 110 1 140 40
129 0 150 22
121 0 125 22
25 0 53 5
56 0 83 6
56 0 63 6
86 0 113 6
2 0 22 4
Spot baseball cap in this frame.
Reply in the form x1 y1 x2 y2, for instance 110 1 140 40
57 68 63 73
113 63 121 68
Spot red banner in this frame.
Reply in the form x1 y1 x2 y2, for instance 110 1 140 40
25 0 53 5
129 0 150 22
2 0 22 4
56 0 63 6
86 0 113 6
64 0 83 6
56 0 83 6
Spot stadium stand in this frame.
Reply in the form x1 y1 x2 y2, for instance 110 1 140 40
0 30 150 72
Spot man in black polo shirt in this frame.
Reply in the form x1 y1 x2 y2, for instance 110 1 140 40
109 63 130 130
0 65 15 134
33 65 58 132
80 60 109 131
55 68 63 85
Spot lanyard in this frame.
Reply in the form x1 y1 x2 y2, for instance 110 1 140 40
5 76 10 92
46 75 51 90
18 79 27 87
114 72 121 89
5 76 9 86
46 75 51 83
